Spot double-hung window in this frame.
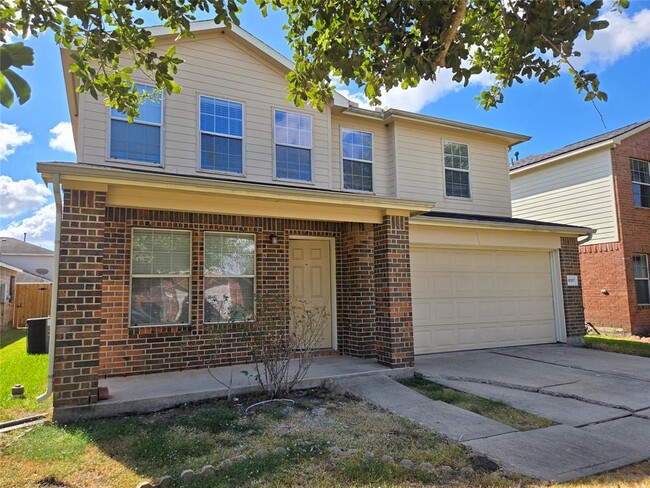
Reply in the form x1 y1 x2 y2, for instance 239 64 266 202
274 110 312 181
204 232 255 323
631 158 650 208
130 229 191 326
342 129 373 192
634 254 650 305
110 84 162 164
444 141 471 198
200 96 244 173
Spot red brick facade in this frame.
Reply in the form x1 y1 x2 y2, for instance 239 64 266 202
53 195 417 406
560 237 586 339
579 128 650 335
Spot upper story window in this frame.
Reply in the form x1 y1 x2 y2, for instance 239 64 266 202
200 96 244 174
444 141 471 199
631 158 650 208
110 84 162 164
342 129 373 192
274 110 312 181
633 254 650 305
130 229 191 326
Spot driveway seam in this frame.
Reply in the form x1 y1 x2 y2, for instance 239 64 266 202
420 372 638 412
490 350 650 384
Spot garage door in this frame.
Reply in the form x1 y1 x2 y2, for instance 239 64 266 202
411 247 557 354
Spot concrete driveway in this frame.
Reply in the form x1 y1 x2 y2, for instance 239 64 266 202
416 344 650 481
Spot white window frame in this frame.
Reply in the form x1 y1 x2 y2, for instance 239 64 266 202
442 140 472 199
203 232 256 324
630 158 650 209
272 108 313 183
198 95 245 176
107 83 164 166
129 228 192 327
633 254 650 305
341 128 374 193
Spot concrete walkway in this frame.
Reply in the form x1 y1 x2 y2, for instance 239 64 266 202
335 344 650 483
54 355 410 422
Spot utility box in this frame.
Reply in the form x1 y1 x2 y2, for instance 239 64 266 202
26 317 49 354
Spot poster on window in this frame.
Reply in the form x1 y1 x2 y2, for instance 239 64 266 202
204 277 254 323
131 277 189 326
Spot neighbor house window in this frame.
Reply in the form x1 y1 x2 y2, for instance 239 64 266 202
110 84 162 164
274 110 312 181
200 96 243 173
634 254 650 305
342 129 373 192
204 232 255 323
631 158 650 208
130 229 191 326
444 141 471 198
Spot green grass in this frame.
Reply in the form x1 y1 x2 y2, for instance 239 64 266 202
585 335 650 358
401 376 556 431
0 392 518 488
0 328 50 421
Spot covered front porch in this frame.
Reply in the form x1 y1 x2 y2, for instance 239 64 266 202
53 355 409 421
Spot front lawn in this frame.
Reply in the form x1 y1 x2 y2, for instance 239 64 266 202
0 391 517 488
401 376 556 431
0 329 50 421
584 335 650 358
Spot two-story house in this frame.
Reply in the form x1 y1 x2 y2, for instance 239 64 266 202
38 23 590 417
510 121 650 337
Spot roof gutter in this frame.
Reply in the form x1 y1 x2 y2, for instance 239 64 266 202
37 174 62 404
411 214 593 236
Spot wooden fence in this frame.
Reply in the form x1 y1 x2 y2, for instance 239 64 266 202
12 282 52 328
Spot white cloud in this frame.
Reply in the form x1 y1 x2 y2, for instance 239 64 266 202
573 9 650 70
48 121 76 154
336 68 494 113
0 175 51 218
0 122 32 160
0 203 56 249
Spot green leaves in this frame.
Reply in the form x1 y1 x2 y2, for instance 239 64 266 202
0 43 34 108
0 0 628 113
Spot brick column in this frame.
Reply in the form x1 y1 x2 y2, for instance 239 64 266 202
374 214 414 368
340 223 376 357
54 189 106 407
560 237 586 344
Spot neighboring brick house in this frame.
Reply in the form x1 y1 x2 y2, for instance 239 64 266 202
511 120 650 336
38 23 589 416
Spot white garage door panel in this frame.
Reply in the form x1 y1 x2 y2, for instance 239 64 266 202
412 248 556 354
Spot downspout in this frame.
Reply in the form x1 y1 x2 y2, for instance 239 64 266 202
577 231 594 246
38 174 62 403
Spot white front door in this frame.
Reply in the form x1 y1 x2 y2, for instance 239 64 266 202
289 239 333 349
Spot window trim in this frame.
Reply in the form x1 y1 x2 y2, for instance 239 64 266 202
340 127 375 194
630 158 650 209
633 254 650 305
107 83 164 166
442 139 472 200
203 231 257 324
129 228 192 328
272 108 314 184
197 94 246 176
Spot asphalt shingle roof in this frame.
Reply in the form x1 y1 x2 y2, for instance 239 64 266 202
510 120 650 170
0 237 53 255
420 211 591 231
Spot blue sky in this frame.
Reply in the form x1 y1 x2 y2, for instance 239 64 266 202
1 1 649 249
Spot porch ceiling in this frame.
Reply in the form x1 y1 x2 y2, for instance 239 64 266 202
38 162 435 224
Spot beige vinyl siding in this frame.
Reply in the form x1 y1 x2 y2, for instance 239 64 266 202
394 120 513 217
511 149 618 244
77 30 331 188
330 113 394 196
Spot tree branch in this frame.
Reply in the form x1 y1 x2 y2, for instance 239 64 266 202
434 0 467 68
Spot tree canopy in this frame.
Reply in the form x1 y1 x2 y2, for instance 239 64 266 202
0 0 629 118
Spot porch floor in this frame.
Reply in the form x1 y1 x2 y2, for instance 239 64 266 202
54 356 409 422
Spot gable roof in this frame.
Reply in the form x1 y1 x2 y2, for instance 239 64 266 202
510 120 650 172
0 237 53 256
